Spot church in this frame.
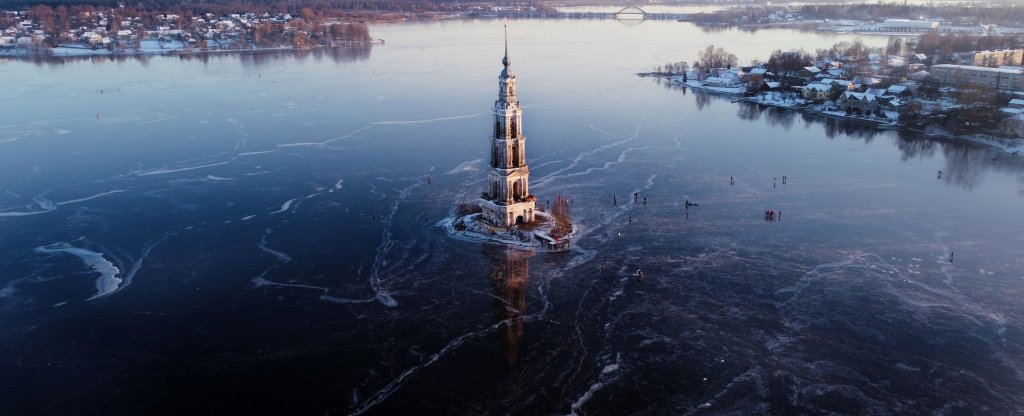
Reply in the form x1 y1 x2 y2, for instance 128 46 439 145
480 23 536 227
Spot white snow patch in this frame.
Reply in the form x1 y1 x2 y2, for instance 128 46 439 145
34 243 122 300
269 198 298 214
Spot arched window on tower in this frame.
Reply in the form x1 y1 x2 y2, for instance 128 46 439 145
511 142 520 167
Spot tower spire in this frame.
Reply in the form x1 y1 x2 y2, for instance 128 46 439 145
502 18 511 69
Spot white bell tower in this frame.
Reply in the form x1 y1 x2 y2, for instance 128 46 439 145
481 20 536 227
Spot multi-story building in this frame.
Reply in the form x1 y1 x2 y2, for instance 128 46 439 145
956 49 1024 68
930 64 1024 92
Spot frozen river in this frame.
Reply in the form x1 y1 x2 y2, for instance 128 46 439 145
1 19 1023 415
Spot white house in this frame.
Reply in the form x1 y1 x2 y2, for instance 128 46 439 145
703 76 740 88
803 83 832 101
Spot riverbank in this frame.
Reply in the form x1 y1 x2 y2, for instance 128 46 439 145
0 39 383 60
644 73 1024 155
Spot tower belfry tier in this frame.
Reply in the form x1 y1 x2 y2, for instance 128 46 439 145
481 21 536 227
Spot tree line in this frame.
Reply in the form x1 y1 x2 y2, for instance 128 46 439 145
914 30 1022 64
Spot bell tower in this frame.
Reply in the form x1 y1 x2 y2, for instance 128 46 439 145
481 21 535 227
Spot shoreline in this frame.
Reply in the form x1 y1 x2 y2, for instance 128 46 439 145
0 40 382 60
441 211 575 252
644 73 1024 155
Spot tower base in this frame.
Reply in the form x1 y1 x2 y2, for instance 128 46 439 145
480 199 535 227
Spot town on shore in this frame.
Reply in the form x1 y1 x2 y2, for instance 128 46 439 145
642 38 1024 150
0 4 375 57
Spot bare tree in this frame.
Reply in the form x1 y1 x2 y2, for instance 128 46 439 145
549 195 572 239
698 45 738 71
886 37 903 56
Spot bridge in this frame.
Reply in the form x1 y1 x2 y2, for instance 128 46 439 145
483 7 694 22
614 6 647 20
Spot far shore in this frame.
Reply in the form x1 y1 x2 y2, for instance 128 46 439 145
0 39 382 60
641 72 1024 156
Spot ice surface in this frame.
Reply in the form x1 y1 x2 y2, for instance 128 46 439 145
34 243 122 300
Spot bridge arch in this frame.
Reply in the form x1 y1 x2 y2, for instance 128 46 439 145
615 6 646 15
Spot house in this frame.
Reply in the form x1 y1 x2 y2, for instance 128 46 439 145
854 76 882 87
82 32 103 44
864 88 887 96
1001 114 1024 137
888 56 907 67
820 78 856 92
839 91 879 114
799 66 821 79
748 67 768 76
802 83 832 101
876 96 903 112
703 75 740 88
886 85 911 97
909 70 930 81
